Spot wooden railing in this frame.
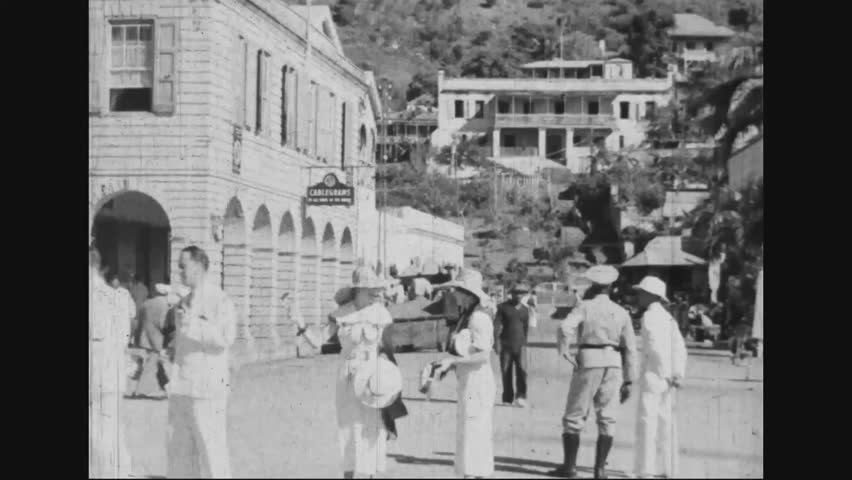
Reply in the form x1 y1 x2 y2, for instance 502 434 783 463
495 113 616 128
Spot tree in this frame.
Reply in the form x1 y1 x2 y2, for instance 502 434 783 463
406 71 438 101
604 0 675 78
331 0 357 27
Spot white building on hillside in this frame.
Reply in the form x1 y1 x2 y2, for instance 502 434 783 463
432 59 673 173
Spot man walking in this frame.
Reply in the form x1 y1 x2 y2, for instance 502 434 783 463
552 265 637 479
494 284 531 407
132 284 172 398
89 247 133 478
168 246 237 478
632 276 687 479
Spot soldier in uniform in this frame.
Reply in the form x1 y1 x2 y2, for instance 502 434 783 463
552 265 637 479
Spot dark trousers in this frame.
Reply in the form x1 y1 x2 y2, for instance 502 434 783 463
500 346 528 403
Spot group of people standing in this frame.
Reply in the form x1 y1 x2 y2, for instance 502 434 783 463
91 243 687 479
90 245 238 478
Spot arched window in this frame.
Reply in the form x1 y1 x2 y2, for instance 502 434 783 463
359 125 367 152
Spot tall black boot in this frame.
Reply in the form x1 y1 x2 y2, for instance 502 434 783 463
594 435 614 479
548 433 580 478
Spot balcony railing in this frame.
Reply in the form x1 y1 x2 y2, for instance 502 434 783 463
495 113 616 128
681 50 718 63
499 146 539 156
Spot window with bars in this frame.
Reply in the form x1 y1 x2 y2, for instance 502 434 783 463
109 22 154 111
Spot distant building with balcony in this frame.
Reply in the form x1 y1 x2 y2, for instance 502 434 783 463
376 109 438 163
432 59 673 172
668 13 735 78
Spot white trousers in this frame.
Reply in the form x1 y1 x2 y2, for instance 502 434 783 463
634 384 677 477
89 392 132 478
167 394 231 478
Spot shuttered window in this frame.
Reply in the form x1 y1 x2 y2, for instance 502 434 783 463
281 65 288 145
233 35 246 126
108 21 154 112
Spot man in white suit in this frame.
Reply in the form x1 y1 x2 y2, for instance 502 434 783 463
167 246 237 478
632 276 687 479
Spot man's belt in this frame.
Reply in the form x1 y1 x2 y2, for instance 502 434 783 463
579 343 624 353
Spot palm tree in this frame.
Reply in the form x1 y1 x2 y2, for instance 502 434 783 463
688 43 764 173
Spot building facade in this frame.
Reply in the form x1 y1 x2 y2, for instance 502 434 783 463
432 59 673 173
88 0 382 362
378 207 465 274
668 13 735 78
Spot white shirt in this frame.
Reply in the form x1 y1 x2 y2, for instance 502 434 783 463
170 279 237 399
639 303 687 392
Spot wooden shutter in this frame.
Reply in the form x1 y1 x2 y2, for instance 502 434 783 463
153 19 179 115
343 100 355 165
288 68 297 147
89 17 103 115
246 46 257 131
257 50 267 133
233 35 245 126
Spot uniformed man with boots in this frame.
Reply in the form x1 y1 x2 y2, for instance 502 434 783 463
551 265 637 479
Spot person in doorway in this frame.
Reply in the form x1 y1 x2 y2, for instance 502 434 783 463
129 274 149 311
89 247 133 478
131 284 172 399
494 284 532 407
632 276 687 479
551 265 637 479
331 266 403 479
167 246 237 478
433 268 496 479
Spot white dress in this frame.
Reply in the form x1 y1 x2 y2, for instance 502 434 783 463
455 310 496 477
335 303 393 475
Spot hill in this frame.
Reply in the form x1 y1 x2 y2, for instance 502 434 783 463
301 0 764 110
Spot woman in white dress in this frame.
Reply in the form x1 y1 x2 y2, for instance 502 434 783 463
332 267 397 479
434 268 497 479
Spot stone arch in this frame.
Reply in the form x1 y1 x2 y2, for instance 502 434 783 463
299 217 320 326
338 227 355 294
249 205 274 348
276 211 299 342
321 223 339 320
222 197 250 342
91 190 171 291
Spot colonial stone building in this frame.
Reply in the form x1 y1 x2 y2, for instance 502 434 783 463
88 0 382 362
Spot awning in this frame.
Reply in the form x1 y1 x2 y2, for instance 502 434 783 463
621 236 707 267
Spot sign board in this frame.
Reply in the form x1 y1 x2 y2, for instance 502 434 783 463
306 173 355 207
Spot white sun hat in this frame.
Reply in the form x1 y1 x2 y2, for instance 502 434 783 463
434 268 491 306
353 357 403 409
633 275 670 303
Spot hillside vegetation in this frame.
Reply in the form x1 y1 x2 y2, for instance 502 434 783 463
309 0 763 110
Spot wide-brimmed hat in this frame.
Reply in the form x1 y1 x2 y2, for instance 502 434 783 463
334 267 394 305
353 357 403 409
434 268 490 306
584 265 619 285
510 283 531 294
633 276 669 303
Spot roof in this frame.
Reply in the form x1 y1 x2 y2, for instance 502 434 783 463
521 59 604 69
441 77 671 94
407 93 436 106
385 110 438 123
621 236 707 267
669 14 735 38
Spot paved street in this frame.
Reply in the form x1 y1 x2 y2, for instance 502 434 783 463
124 316 763 478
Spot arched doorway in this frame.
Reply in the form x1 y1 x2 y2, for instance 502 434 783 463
321 223 338 320
222 197 250 342
277 212 298 343
300 218 320 326
338 228 355 294
91 191 171 292
250 205 274 350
